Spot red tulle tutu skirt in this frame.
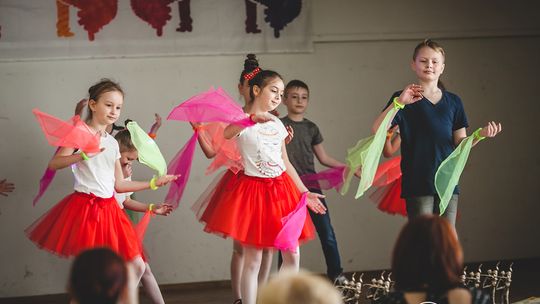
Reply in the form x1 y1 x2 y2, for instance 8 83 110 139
195 171 315 248
370 177 407 217
26 192 143 261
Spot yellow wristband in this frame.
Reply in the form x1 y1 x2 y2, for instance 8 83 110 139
393 97 405 110
149 177 158 190
473 128 486 141
148 203 155 212
80 151 89 161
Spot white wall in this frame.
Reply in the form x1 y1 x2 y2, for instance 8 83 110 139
1 0 539 297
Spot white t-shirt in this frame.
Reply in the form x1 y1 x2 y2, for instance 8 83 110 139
238 118 288 178
114 176 133 208
72 132 120 198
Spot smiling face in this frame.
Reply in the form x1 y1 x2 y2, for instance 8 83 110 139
88 90 123 127
411 46 445 82
284 86 309 115
252 77 284 112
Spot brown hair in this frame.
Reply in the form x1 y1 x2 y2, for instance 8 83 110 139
413 39 447 91
69 248 127 304
248 69 282 102
392 215 463 293
240 53 260 84
285 79 309 98
114 129 136 153
86 78 124 122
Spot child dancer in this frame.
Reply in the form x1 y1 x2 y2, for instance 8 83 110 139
26 79 177 283
192 54 273 303
280 80 345 282
372 39 502 226
114 129 172 304
199 69 326 304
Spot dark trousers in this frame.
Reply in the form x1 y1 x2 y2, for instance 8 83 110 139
278 189 343 280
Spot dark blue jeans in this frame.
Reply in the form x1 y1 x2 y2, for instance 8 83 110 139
279 189 343 280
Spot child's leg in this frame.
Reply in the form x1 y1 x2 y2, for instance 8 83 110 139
129 256 146 284
405 196 435 220
231 240 244 301
280 248 300 272
141 263 165 304
241 246 263 304
438 194 459 227
257 249 274 285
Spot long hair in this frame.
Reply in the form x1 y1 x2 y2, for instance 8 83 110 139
392 215 463 293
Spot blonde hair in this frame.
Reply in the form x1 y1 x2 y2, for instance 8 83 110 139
413 38 445 61
413 39 447 90
257 270 343 304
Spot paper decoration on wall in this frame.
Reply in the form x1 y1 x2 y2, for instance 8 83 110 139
176 0 193 32
253 0 302 38
245 0 261 33
56 0 74 37
56 0 118 41
54 0 303 40
175 0 261 34
131 0 174 37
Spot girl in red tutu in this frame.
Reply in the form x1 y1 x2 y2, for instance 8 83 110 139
192 54 275 303
199 69 327 304
26 79 177 283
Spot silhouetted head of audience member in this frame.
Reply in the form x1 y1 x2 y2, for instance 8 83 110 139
69 248 128 304
392 215 463 293
257 269 343 304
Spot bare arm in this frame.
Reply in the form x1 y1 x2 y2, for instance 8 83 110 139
281 142 326 214
197 133 217 158
224 113 275 139
453 121 502 148
123 197 173 216
114 160 177 193
148 113 162 135
190 122 217 158
48 146 98 170
383 127 401 158
312 143 345 168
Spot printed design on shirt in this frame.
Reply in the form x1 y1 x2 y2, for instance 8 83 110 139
255 123 284 177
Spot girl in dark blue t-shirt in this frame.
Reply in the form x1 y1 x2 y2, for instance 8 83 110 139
372 39 502 226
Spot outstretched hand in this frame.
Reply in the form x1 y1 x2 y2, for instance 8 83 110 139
306 192 327 214
250 112 275 123
0 179 15 196
155 174 180 187
153 203 173 216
